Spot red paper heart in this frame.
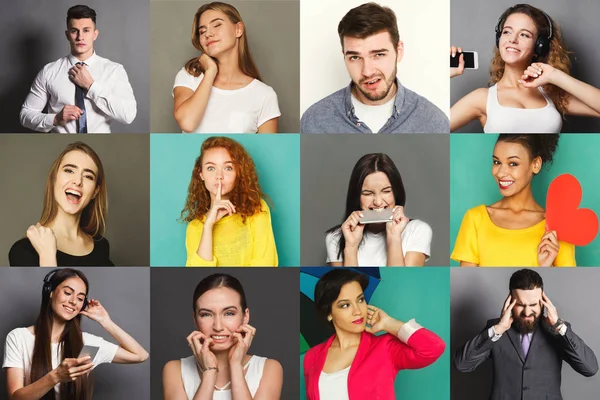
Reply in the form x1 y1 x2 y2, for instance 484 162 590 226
546 174 598 246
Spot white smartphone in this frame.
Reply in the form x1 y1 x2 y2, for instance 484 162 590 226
450 51 478 69
78 345 100 361
359 209 393 224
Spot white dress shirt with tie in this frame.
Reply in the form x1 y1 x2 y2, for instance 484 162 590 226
19 52 137 133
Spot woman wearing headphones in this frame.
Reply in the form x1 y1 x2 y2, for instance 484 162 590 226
450 4 600 132
2 268 148 399
173 2 280 133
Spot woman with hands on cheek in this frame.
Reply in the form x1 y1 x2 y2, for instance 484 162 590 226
9 142 114 267
3 268 148 400
450 4 600 133
181 137 278 267
451 134 575 267
325 153 432 267
303 269 445 400
162 273 283 400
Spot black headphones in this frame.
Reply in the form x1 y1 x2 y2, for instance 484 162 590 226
43 269 88 311
495 4 553 60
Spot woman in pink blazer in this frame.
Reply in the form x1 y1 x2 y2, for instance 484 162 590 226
303 269 445 400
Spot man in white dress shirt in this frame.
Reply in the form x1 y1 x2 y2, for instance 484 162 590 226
19 5 137 133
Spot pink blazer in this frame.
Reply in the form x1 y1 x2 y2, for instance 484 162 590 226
303 329 445 400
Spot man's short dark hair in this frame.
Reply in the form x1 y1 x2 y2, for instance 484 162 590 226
337 2 400 50
509 269 544 291
67 5 97 26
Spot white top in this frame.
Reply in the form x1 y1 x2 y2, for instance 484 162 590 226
2 327 118 394
325 219 432 266
350 95 395 133
19 52 137 133
180 355 267 399
483 84 562 133
318 366 350 400
173 68 281 133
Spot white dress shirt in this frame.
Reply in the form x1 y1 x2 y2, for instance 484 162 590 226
20 52 137 133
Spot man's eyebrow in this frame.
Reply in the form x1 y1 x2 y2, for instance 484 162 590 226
344 50 361 56
369 48 389 54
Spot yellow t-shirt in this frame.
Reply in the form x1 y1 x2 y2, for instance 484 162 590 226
185 199 278 267
451 205 575 267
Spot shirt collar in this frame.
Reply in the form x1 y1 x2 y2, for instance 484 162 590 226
344 77 405 120
68 51 98 67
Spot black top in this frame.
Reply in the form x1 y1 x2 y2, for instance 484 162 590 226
8 237 114 267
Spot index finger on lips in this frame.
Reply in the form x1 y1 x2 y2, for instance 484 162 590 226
216 181 222 201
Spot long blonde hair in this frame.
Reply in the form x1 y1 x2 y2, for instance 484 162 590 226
39 142 107 238
489 4 571 116
185 2 262 80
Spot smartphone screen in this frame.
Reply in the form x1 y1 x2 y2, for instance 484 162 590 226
450 51 477 69
78 345 100 361
359 209 393 224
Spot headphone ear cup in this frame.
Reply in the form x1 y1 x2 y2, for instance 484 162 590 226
495 31 501 48
82 298 88 311
535 36 550 59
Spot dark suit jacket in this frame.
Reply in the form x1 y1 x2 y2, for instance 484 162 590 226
454 318 598 400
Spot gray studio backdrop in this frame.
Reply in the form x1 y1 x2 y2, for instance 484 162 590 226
451 268 600 400
150 0 300 133
150 268 300 400
300 135 450 266
0 0 150 133
0 135 150 266
451 0 600 132
0 268 150 400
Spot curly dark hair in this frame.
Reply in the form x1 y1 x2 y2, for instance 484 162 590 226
496 134 560 165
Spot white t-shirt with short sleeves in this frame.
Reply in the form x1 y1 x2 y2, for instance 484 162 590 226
2 327 118 394
325 219 432 266
173 68 281 133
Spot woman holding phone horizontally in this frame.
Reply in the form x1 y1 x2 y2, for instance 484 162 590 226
450 4 600 132
304 269 445 399
173 2 280 133
325 153 432 266
451 134 575 267
9 142 113 267
163 273 283 399
181 136 277 267
3 268 148 399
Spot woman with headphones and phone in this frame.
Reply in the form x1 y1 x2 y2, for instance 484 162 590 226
450 3 600 132
3 268 149 399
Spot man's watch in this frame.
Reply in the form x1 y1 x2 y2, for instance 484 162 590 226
552 318 566 334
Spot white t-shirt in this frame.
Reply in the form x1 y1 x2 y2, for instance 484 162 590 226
318 366 350 400
350 95 395 133
2 327 118 394
173 68 281 133
325 219 432 266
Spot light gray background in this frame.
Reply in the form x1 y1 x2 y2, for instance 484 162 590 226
150 0 300 133
0 135 150 267
0 0 150 134
150 268 300 399
451 0 600 133
0 268 150 400
300 135 450 266
451 268 600 400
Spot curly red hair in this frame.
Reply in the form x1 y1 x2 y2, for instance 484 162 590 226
180 137 267 223
489 5 571 116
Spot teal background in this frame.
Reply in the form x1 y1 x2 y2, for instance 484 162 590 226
300 268 450 399
150 134 300 266
450 134 600 266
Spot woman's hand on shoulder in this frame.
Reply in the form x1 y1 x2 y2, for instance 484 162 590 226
538 228 560 267
26 223 57 261
450 46 465 78
519 62 556 88
228 324 256 367
79 299 111 325
341 211 365 248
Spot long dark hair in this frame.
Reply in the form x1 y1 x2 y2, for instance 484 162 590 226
326 153 406 259
31 268 91 400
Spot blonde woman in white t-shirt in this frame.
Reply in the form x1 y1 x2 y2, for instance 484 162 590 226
173 2 280 134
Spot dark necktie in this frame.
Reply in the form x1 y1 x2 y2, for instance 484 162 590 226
75 62 87 133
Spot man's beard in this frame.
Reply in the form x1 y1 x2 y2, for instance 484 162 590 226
354 66 397 102
513 312 540 334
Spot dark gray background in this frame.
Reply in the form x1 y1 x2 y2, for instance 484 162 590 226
150 0 300 133
0 0 150 133
451 268 600 400
300 135 450 266
0 135 150 266
150 268 300 399
451 0 600 132
0 267 150 400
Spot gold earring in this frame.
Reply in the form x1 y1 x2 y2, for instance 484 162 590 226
327 316 332 322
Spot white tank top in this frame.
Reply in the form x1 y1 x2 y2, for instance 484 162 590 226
483 84 562 133
180 355 266 400
318 366 350 400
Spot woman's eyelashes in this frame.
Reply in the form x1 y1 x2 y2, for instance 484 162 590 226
338 296 365 308
492 160 519 167
198 310 237 318
502 29 532 39
63 167 95 181
63 290 85 302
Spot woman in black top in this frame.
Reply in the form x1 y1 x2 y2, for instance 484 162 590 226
9 142 114 266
